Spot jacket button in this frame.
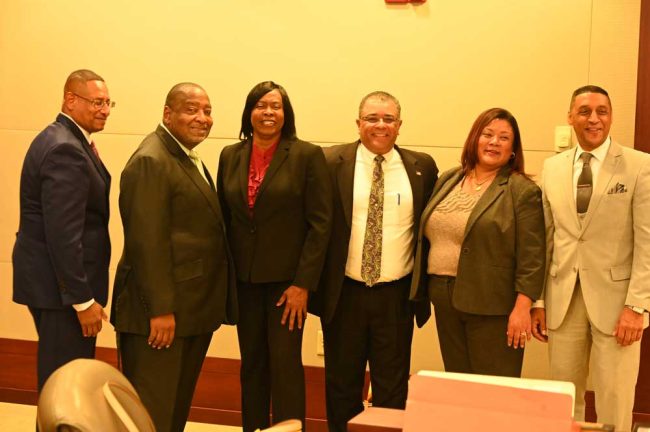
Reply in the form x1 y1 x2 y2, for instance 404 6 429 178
250 227 256 234
462 247 469 254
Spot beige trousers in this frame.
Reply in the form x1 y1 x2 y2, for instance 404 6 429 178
548 283 640 432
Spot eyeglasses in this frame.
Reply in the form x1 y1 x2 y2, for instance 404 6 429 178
360 115 398 125
71 92 116 110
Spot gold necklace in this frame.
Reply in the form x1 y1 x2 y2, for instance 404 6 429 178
472 171 495 191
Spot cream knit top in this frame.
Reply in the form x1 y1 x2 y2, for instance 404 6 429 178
424 180 480 276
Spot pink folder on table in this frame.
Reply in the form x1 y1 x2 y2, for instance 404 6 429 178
403 371 575 432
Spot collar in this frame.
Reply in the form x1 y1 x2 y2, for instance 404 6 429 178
60 112 91 144
159 123 196 156
252 140 279 157
574 136 611 163
357 142 397 164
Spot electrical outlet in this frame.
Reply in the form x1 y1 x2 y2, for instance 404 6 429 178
317 330 324 356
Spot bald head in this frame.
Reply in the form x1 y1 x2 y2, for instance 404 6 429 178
165 83 207 110
162 82 213 149
358 91 401 118
61 69 110 133
63 69 105 97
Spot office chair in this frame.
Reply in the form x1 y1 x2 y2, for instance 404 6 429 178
37 358 155 432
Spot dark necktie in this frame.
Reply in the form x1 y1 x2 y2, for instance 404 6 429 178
89 141 101 161
576 152 593 214
361 155 385 286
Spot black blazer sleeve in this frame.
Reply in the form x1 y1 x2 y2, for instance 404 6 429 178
292 145 333 290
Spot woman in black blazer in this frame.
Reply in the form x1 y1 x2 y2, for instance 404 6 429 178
410 108 545 377
217 81 332 431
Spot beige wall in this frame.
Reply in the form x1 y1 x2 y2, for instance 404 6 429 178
0 0 641 379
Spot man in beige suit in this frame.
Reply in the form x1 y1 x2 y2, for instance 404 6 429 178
531 85 650 431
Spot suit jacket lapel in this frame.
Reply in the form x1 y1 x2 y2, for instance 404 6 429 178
82 143 110 185
203 161 216 191
421 169 464 235
257 138 290 199
57 114 110 185
156 126 223 221
560 148 580 228
580 142 622 231
336 142 358 229
238 140 252 209
397 145 425 235
463 167 508 239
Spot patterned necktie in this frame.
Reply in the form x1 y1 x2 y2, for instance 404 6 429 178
361 155 385 286
89 141 101 161
189 150 210 185
576 152 593 214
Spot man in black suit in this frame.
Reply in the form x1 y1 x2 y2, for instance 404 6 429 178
310 91 437 432
112 83 237 432
12 69 112 391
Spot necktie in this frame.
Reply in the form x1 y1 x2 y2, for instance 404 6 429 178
189 150 210 185
576 152 593 214
89 141 101 160
361 155 385 286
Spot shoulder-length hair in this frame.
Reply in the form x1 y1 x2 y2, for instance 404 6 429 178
239 81 296 140
460 107 527 177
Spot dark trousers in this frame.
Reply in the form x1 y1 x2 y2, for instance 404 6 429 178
428 275 523 377
29 307 96 391
237 281 306 432
119 332 213 432
322 276 414 432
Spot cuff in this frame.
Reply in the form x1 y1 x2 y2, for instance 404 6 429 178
532 299 545 309
73 299 95 312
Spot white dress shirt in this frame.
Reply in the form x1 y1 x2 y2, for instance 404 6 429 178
345 144 414 283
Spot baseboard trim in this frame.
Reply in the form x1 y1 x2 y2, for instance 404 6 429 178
0 337 329 431
5 337 648 429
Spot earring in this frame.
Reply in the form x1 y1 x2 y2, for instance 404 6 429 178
510 152 515 160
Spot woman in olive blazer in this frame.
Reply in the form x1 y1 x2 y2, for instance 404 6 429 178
410 108 545 377
216 81 332 432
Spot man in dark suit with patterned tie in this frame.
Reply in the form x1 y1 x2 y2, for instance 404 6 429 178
12 69 113 391
112 83 237 432
309 91 438 432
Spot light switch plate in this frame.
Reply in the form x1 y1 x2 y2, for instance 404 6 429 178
554 125 572 152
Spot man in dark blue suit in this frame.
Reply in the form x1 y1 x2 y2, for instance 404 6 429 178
12 69 113 390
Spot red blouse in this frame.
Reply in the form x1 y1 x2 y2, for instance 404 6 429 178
248 141 279 210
